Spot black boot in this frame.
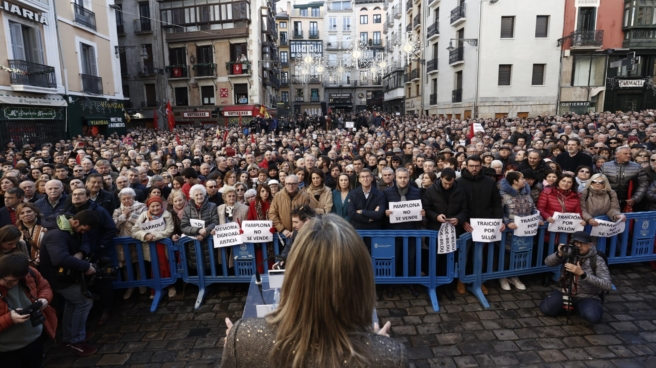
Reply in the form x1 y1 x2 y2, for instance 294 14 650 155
408 285 419 297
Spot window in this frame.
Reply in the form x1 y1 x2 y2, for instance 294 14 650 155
169 47 186 65
532 64 545 85
329 17 337 29
119 52 128 75
294 21 302 36
280 31 287 42
331 1 352 10
281 91 289 103
360 15 368 24
175 87 188 106
201 85 215 105
360 32 368 44
123 84 130 99
279 21 287 28
229 43 246 61
145 84 156 106
311 88 319 101
9 22 44 64
80 43 97 76
572 55 606 86
196 45 212 64
280 51 288 63
311 7 320 17
328 53 337 66
498 64 512 85
299 8 307 16
500 16 514 38
138 3 151 31
577 7 596 31
373 32 381 45
536 16 549 37
309 22 318 37
343 17 351 30
234 83 247 104
373 14 381 23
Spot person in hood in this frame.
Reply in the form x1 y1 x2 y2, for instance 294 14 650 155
539 231 612 324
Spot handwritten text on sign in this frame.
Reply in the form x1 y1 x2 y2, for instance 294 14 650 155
438 222 457 254
389 200 422 224
547 212 584 233
190 219 206 228
139 217 166 232
514 213 541 237
242 220 273 243
471 218 503 242
213 223 243 248
590 219 626 238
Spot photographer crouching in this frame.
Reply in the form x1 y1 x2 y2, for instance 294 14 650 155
539 231 612 324
0 253 57 367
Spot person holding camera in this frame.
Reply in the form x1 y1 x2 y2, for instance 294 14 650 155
0 253 57 367
539 231 612 324
39 210 99 356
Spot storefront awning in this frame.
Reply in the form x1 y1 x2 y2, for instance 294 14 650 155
0 92 67 107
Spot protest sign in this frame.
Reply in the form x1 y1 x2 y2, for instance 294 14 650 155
213 223 243 248
514 213 541 237
190 219 205 228
138 217 166 232
590 219 626 238
547 212 584 233
438 222 457 254
345 121 354 128
471 218 503 242
242 220 274 243
389 200 422 224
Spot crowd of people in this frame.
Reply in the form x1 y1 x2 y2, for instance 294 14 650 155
0 108 655 364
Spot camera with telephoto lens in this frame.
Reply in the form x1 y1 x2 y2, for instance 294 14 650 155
16 300 46 327
560 242 580 259
87 257 118 286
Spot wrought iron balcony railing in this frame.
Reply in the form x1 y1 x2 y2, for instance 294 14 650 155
81 74 103 94
430 93 437 105
166 65 189 78
74 4 96 30
450 3 466 24
427 58 438 72
139 64 158 76
427 22 439 38
293 30 303 38
134 19 152 33
452 88 462 103
414 14 421 28
8 60 57 88
449 46 464 64
194 63 216 77
571 30 604 48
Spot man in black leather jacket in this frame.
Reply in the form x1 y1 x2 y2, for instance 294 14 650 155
600 146 649 209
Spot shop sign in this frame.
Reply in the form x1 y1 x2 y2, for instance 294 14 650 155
87 119 109 126
108 117 124 128
575 0 599 7
2 106 58 120
618 79 645 88
1 1 48 25
182 111 210 118
224 110 252 116
560 101 590 107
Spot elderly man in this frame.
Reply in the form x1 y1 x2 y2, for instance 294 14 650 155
268 174 313 238
35 180 69 218
19 180 42 203
601 146 649 210
205 179 224 206
518 150 549 182
377 167 396 191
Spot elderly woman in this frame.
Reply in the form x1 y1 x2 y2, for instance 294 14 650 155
234 182 248 204
244 189 257 205
169 191 188 241
580 174 624 225
268 180 281 197
16 203 44 268
305 169 333 214
112 188 147 299
217 186 249 225
181 184 219 273
131 196 176 298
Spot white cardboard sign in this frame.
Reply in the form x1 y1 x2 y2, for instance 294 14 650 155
242 220 274 243
438 222 457 254
190 219 206 228
471 218 503 243
590 219 626 238
547 212 584 233
389 200 422 224
139 217 166 232
213 222 243 248
514 213 541 237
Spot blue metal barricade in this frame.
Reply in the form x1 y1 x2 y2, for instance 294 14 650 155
175 236 282 309
590 211 656 264
111 237 179 312
358 230 447 312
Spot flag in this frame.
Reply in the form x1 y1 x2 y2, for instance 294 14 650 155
166 101 176 132
251 133 255 144
223 129 229 142
468 123 475 140
238 114 243 130
259 105 269 119
216 127 220 138
175 134 181 146
153 109 158 130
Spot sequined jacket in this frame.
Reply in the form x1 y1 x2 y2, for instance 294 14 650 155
220 318 409 368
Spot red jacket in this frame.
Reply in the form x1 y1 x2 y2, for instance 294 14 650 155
536 189 582 220
247 200 271 221
0 267 57 341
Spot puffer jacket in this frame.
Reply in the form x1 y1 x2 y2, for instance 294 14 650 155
600 160 649 203
579 188 622 222
180 198 219 236
646 180 656 211
422 180 468 232
544 245 612 299
268 189 313 233
536 188 582 221
499 178 541 225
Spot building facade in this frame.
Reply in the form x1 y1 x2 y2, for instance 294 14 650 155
381 0 407 114
277 9 291 117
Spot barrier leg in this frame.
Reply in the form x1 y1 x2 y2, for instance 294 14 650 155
194 240 207 310
150 242 163 313
466 243 490 309
428 287 439 312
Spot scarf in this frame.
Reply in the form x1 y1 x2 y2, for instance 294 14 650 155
173 202 187 219
255 200 268 220
397 185 409 201
554 188 572 210
307 184 325 200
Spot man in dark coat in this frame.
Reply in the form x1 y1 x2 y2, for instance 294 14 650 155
556 138 593 173
348 168 386 234
517 150 549 182
85 173 118 216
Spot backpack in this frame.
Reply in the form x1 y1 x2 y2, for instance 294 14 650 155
588 251 610 303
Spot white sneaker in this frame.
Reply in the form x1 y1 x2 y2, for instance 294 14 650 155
509 277 526 290
499 278 511 291
168 287 177 298
123 288 134 300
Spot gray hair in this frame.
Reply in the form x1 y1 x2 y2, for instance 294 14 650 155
118 188 137 198
189 184 207 197
151 175 164 183
395 167 409 176
615 145 631 154
381 167 394 174
244 189 257 198
491 160 503 169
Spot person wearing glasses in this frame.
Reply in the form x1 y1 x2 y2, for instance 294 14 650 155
580 174 624 226
268 174 313 238
575 165 593 193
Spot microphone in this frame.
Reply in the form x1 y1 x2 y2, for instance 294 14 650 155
255 255 286 285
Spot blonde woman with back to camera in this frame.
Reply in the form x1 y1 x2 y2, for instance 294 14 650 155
220 214 408 368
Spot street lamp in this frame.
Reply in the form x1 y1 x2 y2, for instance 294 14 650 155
446 38 479 51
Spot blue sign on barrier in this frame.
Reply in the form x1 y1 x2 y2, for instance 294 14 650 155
371 237 396 277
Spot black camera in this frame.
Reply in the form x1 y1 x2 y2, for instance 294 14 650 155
88 257 118 286
560 243 580 259
16 300 46 327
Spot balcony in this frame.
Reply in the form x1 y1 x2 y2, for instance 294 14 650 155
74 4 96 30
194 63 216 77
138 64 158 76
309 30 319 39
570 30 604 49
383 21 389 32
404 73 410 84
406 24 412 32
226 61 251 75
166 65 189 78
295 96 304 102
8 60 57 89
427 22 439 40
452 89 462 103
427 58 438 73
280 39 288 46
449 46 464 65
281 60 289 67
393 5 401 18
293 30 303 39
428 0 437 5
80 74 103 94
430 93 437 105
281 77 289 86
310 96 320 102
411 68 418 81
117 24 125 35
450 3 466 26
134 19 152 34
384 0 389 10
413 14 421 29
309 77 321 84
406 0 412 13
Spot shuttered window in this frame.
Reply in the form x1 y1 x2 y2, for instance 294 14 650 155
498 65 512 85
500 16 514 38
532 64 545 85
536 16 549 37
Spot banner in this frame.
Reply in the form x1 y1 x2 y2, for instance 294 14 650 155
389 200 422 224
190 219 206 228
547 212 585 233
213 223 243 248
590 219 626 238
471 218 502 243
514 213 541 237
138 217 166 232
242 220 273 243
438 222 457 254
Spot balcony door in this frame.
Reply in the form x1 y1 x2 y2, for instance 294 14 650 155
455 71 462 90
139 2 151 31
9 22 44 64
577 7 596 31
81 43 97 76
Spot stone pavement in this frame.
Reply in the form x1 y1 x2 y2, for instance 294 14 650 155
42 262 656 368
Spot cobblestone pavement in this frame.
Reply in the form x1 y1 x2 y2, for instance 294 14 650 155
43 263 656 368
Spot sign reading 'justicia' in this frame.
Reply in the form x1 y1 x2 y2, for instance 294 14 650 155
1 1 48 25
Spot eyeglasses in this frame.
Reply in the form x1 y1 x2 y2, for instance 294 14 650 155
591 180 604 184
651 159 656 162
237 188 245 192
286 182 299 186
578 170 590 174
74 169 83 172
206 185 216 188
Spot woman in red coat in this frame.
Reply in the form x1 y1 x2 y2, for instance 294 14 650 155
248 184 273 273
537 173 586 224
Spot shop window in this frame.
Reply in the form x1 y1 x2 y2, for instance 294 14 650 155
572 55 606 87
